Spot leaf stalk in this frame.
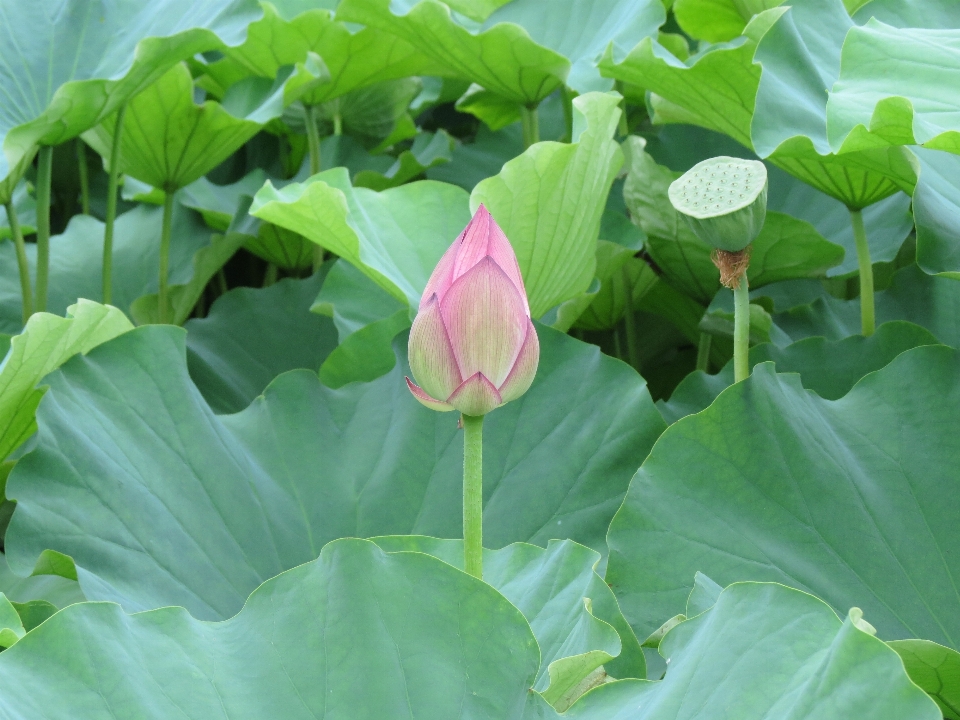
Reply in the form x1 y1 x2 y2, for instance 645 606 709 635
521 104 539 148
158 190 175 324
34 145 54 313
5 201 31 323
103 103 127 306
849 207 875 337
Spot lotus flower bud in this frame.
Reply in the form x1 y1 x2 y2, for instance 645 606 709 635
406 205 539 417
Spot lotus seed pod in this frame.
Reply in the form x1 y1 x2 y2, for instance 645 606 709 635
668 157 768 252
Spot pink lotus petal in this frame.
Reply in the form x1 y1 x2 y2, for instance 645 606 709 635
450 206 529 313
420 239 459 309
440 256 528 388
408 294 462 401
450 204 494 282
477 205 529 315
406 377 455 412
447 372 502 416
497 318 540 403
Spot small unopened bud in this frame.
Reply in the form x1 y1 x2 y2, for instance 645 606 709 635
406 205 539 417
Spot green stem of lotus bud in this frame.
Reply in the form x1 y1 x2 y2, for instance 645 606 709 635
34 145 53 313
462 413 484 580
77 139 90 216
521 104 539 148
733 272 750 383
696 332 711 372
849 208 875 337
103 103 127 306
158 189 175 324
6 201 31 323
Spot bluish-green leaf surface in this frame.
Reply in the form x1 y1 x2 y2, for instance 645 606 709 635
563 582 939 720
0 539 544 719
5 323 664 618
371 536 644 701
0 202 219 333
185 272 338 414
773 264 960 346
607 345 960 650
0 0 262 199
658 320 938 423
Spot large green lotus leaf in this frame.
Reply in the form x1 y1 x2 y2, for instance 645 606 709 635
179 170 268 231
0 301 132 463
372 537 643 706
0 0 262 200
130 232 246 326
353 131 455 191
658 320 938 423
607 345 960 648
748 0 919 207
428 124 523 190
767 164 913 277
601 1 918 209
207 0 446 106
0 203 217 333
311 260 410 388
82 63 282 191
574 245 656 332
251 167 471 308
644 124 914 278
0 553 84 610
827 23 960 154
912 147 960 277
774 264 960 346
480 0 665 94
185 272 337 414
673 0 784 43
5 323 665 618
426 91 568 191
471 92 622 318
598 12 780 148
889 639 960 719
622 137 843 304
301 77 422 144
563 583 939 720
337 0 576 105
0 539 547 719
853 0 960 26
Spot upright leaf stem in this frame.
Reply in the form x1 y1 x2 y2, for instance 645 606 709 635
849 207 875 337
622 266 640 371
696 332 711 372
103 103 127 305
520 104 539 148
560 87 573 143
304 104 322 175
5 201 31 322
462 413 484 579
34 145 54 313
304 104 324 272
733 273 750 383
158 190 175 324
77 139 90 215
